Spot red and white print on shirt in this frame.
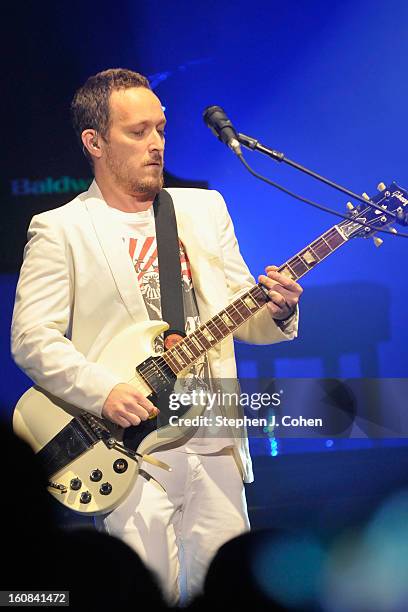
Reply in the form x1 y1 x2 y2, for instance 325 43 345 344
125 233 211 419
125 234 202 348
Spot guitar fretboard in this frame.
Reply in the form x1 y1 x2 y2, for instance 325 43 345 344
278 224 346 280
162 223 347 375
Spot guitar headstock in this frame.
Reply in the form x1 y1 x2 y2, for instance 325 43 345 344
339 181 408 244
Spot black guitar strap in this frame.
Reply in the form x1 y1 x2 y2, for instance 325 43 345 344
153 189 186 348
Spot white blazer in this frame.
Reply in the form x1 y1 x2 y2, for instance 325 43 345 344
11 181 298 482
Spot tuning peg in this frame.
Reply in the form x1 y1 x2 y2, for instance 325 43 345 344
390 227 398 234
377 182 386 192
373 237 383 247
362 192 370 200
346 202 355 211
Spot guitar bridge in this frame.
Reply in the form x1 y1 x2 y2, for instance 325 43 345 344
47 481 67 493
77 413 117 448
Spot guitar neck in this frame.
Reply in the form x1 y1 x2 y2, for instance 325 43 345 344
162 221 349 375
278 220 348 281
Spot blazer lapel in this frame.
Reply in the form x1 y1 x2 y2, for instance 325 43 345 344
175 201 226 317
84 181 149 323
173 195 225 371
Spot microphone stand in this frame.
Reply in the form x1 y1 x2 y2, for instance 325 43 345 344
237 132 398 219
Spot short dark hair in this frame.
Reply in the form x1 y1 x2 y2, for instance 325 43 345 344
71 68 151 162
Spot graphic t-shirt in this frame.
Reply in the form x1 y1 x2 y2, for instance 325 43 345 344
109 205 233 453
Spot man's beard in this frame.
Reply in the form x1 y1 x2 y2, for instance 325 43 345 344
105 148 164 197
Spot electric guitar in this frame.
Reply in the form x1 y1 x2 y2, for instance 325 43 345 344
13 181 408 515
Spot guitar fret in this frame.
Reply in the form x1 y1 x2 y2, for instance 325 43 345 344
252 285 268 303
308 244 320 260
299 248 319 267
177 342 194 361
310 238 330 259
172 346 187 368
279 264 297 280
219 310 235 329
325 228 345 249
288 255 309 277
321 236 331 249
226 303 245 324
188 333 206 353
232 298 251 321
213 314 231 335
183 336 201 359
195 329 213 349
236 298 252 317
206 319 224 340
201 324 216 344
163 352 179 372
251 285 270 306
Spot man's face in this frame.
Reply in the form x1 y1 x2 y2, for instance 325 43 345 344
101 87 166 196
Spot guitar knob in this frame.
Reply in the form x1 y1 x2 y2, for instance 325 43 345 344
80 491 92 504
70 477 82 491
113 459 128 474
373 237 383 247
100 482 113 496
377 182 386 192
90 469 102 482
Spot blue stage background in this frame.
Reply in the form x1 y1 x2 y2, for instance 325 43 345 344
2 0 408 457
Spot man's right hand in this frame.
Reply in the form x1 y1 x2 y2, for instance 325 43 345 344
102 383 159 427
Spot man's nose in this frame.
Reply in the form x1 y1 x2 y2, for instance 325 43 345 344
149 129 165 152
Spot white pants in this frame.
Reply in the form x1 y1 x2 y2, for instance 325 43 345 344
95 447 250 605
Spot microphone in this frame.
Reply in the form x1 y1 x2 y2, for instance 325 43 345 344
203 106 242 155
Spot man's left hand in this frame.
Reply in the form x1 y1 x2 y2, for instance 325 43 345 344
258 265 303 321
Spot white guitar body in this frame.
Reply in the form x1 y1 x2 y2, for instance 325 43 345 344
13 320 201 516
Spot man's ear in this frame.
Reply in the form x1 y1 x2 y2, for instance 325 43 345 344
81 129 102 159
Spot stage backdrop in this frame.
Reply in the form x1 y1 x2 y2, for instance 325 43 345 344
2 0 407 456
